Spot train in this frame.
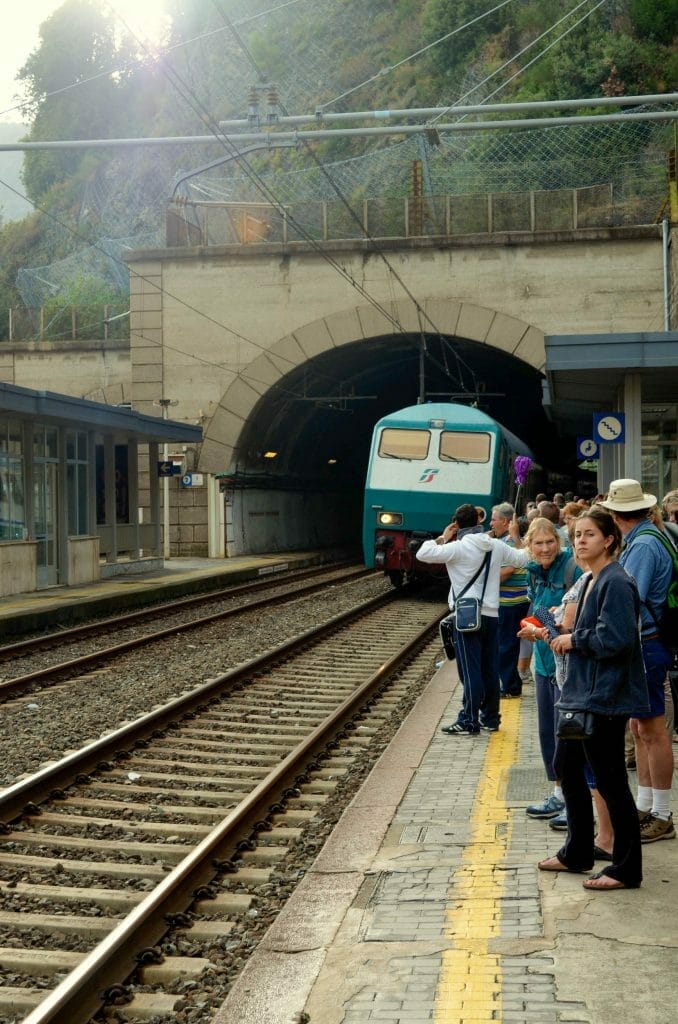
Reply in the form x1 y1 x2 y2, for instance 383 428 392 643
362 402 535 586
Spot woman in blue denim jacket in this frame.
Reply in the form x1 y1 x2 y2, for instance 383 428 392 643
539 507 650 890
517 518 581 819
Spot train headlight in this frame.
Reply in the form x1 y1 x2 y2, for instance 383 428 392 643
378 512 403 526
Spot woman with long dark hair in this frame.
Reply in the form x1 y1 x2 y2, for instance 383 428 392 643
538 506 650 890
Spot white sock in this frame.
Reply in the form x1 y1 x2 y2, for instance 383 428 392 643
553 785 564 802
652 789 672 821
636 785 653 812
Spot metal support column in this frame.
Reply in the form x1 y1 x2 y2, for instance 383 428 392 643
623 372 643 481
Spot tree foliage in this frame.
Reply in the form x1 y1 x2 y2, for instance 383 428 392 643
0 0 675 321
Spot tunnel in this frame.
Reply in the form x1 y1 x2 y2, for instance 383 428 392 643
224 332 572 556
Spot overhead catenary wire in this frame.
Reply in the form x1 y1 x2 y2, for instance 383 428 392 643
433 0 610 123
316 0 520 111
0 0 312 122
208 0 477 395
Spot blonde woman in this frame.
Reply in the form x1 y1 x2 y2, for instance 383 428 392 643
517 518 581 818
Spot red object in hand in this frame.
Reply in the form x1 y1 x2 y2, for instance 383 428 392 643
520 616 542 630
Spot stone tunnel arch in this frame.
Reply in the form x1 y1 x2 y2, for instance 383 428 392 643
199 298 545 474
197 298 550 557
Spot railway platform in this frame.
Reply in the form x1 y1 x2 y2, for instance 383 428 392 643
214 658 678 1024
0 550 342 635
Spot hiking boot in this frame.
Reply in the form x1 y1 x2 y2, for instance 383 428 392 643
526 795 565 818
637 808 652 825
640 812 676 843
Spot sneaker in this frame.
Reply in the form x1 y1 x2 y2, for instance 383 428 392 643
440 722 479 736
549 811 568 831
637 808 652 825
480 722 499 732
518 669 534 685
640 812 676 843
526 795 565 819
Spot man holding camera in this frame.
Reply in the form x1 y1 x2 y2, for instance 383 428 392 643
417 502 530 735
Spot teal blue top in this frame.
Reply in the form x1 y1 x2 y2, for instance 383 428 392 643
527 550 582 677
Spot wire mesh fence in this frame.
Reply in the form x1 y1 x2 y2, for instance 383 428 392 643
165 180 661 248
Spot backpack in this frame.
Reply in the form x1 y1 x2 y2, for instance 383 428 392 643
636 528 678 653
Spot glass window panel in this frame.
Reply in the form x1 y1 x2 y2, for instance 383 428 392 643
66 431 76 461
33 427 44 458
8 421 22 456
378 428 430 460
45 427 58 460
67 464 76 534
439 431 491 463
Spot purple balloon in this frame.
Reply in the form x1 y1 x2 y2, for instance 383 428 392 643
514 456 533 486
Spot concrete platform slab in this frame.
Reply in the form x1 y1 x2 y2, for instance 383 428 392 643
210 655 678 1024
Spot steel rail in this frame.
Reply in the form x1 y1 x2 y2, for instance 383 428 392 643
0 561 359 657
15 601 442 1024
0 566 372 700
0 588 404 822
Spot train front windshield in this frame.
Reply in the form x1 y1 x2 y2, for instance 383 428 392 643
377 427 491 465
378 428 430 460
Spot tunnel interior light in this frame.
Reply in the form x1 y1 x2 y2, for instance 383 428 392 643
327 457 337 464
263 450 278 459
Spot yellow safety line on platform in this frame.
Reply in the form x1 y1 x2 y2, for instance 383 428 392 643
434 695 522 1022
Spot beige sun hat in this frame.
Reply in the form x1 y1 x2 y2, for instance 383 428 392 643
599 478 656 512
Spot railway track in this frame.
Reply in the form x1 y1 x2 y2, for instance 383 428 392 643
0 591 445 1024
0 564 371 701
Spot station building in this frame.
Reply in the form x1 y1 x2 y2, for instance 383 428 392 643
0 382 201 596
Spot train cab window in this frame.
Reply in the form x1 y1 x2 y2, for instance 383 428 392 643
378 428 430 460
439 431 491 462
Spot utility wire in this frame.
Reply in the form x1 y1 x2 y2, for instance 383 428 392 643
318 0 519 111
208 0 478 396
431 0 608 123
0 0 311 122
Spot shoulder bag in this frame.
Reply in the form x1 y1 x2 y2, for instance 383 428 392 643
451 552 492 633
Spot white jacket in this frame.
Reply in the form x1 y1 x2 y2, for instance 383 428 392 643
417 532 530 616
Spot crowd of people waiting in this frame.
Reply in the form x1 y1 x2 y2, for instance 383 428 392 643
417 480 678 892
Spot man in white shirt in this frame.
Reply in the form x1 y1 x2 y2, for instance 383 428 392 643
418 502 529 735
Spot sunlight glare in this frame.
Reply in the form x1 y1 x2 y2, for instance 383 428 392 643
106 1 172 51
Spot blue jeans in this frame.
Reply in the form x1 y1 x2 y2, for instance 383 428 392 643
454 615 500 730
498 601 529 695
535 671 559 782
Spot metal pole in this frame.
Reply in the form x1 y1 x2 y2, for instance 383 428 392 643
156 398 173 560
662 216 671 331
1 111 678 152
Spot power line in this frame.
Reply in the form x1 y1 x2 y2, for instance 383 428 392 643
318 0 519 111
0 0 312 122
208 0 476 395
431 0 608 122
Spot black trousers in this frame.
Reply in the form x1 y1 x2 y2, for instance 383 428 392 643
554 714 642 886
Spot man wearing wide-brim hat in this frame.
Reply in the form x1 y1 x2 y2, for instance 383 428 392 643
600 479 675 843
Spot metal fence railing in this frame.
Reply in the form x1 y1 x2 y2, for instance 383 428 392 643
0 305 130 344
166 183 662 248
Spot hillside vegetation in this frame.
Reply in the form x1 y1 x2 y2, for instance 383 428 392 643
0 0 676 329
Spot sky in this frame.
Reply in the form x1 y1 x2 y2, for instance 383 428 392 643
0 1 171 124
